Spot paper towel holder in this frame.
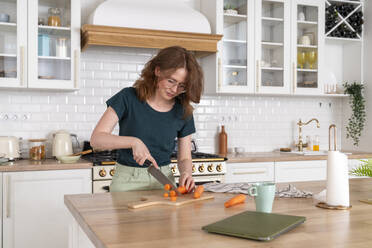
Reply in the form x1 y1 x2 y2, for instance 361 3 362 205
329 124 337 151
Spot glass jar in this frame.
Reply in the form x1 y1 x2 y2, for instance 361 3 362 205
48 8 61 26
29 139 47 161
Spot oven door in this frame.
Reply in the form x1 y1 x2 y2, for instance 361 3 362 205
93 180 111 193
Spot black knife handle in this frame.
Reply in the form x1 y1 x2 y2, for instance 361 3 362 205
143 159 152 167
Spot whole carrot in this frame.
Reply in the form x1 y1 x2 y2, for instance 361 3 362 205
224 194 246 208
193 185 204 199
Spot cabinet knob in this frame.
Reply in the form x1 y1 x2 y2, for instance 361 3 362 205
198 164 205 173
109 169 115 176
99 169 106 177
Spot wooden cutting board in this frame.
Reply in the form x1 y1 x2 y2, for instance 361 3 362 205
127 193 214 209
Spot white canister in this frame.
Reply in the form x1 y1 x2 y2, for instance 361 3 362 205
56 37 67 57
0 136 20 159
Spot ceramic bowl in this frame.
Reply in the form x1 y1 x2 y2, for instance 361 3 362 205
0 13 10 23
56 155 81 164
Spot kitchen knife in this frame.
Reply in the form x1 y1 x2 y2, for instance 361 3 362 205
145 160 180 195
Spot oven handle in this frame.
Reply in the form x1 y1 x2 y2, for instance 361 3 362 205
102 185 110 192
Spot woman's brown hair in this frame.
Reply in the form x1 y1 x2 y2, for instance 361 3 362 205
133 46 204 118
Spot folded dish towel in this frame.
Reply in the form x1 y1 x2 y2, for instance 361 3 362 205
203 182 313 198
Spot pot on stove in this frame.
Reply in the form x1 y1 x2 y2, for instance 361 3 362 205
0 136 20 160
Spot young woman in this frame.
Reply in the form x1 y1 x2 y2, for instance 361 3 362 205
90 46 203 192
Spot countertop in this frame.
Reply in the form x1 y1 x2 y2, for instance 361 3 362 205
226 151 372 163
0 158 93 172
65 178 372 248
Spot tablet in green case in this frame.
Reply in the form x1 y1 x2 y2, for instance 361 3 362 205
202 211 306 241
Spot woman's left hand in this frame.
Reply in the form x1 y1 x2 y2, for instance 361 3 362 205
179 172 195 192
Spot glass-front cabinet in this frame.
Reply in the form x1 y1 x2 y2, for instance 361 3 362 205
0 0 27 88
28 0 80 89
255 0 291 94
0 0 80 90
292 0 324 95
219 0 254 93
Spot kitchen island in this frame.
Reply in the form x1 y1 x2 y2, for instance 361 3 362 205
65 178 372 248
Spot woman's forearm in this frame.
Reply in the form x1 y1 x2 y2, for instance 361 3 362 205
90 132 137 151
177 158 193 175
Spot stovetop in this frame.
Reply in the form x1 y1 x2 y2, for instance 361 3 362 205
171 151 226 162
81 141 226 165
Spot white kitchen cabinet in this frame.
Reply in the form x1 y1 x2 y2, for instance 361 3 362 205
201 0 324 95
255 0 291 94
0 0 27 88
0 0 80 90
291 0 324 95
2 169 91 248
275 160 326 182
225 162 275 183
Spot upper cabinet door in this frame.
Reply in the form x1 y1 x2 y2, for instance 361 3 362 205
0 0 27 88
28 0 80 89
291 0 324 95
219 0 255 94
255 0 291 94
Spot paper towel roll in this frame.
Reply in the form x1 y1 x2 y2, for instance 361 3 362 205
326 151 350 206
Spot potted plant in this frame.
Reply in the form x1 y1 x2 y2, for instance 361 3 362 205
224 4 238 15
343 82 366 146
349 159 372 177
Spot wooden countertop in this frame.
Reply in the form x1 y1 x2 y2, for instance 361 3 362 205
227 151 372 163
0 159 93 172
65 178 372 248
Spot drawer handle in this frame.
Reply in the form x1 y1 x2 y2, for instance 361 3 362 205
233 171 266 175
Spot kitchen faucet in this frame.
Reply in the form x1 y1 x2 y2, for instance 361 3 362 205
296 118 320 151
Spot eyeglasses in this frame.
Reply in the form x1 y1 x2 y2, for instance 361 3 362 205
164 78 187 94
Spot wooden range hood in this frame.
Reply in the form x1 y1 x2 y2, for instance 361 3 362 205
81 24 222 58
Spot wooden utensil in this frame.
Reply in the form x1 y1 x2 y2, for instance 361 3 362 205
127 193 214 209
71 149 92 156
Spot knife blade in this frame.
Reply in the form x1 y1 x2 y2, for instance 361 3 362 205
145 160 180 195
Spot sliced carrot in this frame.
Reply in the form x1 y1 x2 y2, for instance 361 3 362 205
224 194 246 208
170 196 177 202
163 192 169 198
193 185 204 199
177 186 187 194
164 184 171 191
169 190 177 197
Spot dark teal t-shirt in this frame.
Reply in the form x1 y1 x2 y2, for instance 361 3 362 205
106 87 195 167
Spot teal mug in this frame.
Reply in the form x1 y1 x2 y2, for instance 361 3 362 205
248 182 276 213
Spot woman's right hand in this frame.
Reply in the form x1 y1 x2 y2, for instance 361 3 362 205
131 138 159 168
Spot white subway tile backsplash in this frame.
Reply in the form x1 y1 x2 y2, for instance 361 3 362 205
94 71 111 80
49 113 67 122
120 63 137 71
50 96 67 104
111 72 127 80
21 104 41 113
0 49 344 153
85 61 102 71
103 62 119 71
67 113 85 122
10 95 31 104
